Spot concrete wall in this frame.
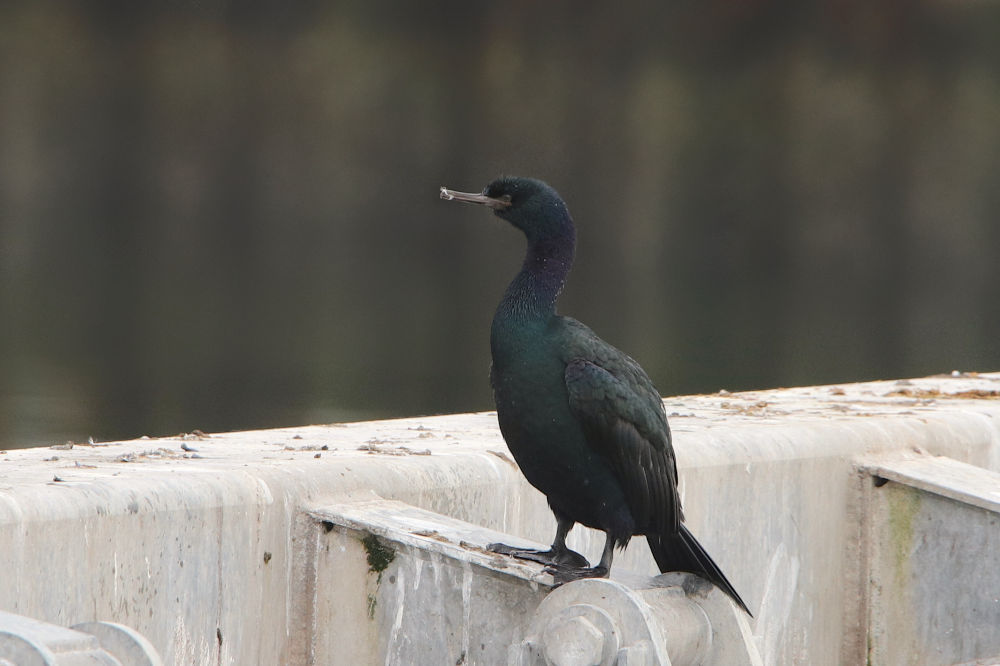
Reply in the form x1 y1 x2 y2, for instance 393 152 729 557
1 373 999 664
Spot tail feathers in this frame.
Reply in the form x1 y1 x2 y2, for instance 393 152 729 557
647 526 751 616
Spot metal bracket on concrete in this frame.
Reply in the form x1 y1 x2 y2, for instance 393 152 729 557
512 574 761 666
0 612 162 666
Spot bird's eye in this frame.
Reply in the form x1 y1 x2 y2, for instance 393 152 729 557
483 187 514 208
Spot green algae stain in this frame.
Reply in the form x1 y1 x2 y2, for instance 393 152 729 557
360 533 395 620
886 485 921 590
361 533 395 577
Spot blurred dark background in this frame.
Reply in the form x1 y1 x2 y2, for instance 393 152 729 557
2 1 998 449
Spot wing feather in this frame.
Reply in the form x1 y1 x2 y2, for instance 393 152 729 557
564 357 681 535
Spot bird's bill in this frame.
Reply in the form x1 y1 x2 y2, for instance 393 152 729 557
440 187 512 210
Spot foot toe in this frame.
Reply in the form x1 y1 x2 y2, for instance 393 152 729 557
544 564 610 586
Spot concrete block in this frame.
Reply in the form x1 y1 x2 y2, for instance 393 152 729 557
309 499 553 665
312 499 761 666
861 456 1000 665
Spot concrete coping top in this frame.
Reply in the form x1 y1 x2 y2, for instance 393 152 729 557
863 455 1000 514
310 498 555 584
1 372 998 493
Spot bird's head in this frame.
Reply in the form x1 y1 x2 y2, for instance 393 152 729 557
441 176 574 244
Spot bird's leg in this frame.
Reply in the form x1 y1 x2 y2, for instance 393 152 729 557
488 515 590 568
545 532 615 585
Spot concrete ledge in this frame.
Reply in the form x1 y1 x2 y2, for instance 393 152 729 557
309 499 556 583
1 373 998 664
309 498 760 665
309 499 553 664
865 455 1000 513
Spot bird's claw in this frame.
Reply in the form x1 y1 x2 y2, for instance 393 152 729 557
543 564 610 586
487 543 590 568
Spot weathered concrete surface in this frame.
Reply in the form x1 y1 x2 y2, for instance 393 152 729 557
309 500 553 665
0 412 532 665
861 457 1000 666
309 499 760 665
0 372 998 664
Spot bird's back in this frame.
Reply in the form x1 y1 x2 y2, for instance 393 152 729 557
553 316 671 450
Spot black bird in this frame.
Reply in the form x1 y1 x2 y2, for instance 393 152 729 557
441 176 750 615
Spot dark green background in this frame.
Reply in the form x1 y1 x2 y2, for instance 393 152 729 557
2 2 999 448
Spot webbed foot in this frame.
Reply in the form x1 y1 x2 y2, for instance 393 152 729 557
543 563 610 586
487 543 590 568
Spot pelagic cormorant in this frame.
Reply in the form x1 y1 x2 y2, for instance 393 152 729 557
441 176 750 615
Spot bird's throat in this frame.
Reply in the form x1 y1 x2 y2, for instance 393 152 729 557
496 235 574 324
